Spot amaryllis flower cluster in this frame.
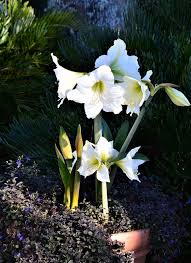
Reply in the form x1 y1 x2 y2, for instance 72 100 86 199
52 39 190 119
51 39 153 118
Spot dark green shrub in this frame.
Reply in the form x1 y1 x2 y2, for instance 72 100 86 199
0 0 81 130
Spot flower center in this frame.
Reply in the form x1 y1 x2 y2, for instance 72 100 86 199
92 80 105 94
134 82 142 93
90 158 100 166
101 152 108 162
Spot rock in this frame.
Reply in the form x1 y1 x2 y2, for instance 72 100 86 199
46 0 132 29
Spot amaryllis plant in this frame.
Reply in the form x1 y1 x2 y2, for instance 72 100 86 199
52 39 190 221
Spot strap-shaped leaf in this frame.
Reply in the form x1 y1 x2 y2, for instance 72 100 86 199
75 124 83 158
55 144 71 207
55 144 70 188
59 126 73 160
114 121 129 150
101 118 113 141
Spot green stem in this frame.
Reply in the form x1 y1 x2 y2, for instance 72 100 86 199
109 97 153 191
94 114 102 202
94 113 102 143
94 113 109 220
66 159 73 205
120 96 152 154
65 185 71 209
102 182 109 222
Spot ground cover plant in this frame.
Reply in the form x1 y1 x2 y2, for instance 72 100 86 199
0 160 189 262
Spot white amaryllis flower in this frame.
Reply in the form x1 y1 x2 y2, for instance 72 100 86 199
78 137 118 182
116 147 145 182
51 53 84 107
67 65 123 119
121 76 151 115
95 39 141 81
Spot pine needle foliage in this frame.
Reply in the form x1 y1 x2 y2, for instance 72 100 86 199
0 0 82 130
0 91 91 166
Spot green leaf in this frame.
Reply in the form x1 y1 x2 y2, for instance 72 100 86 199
55 144 70 188
101 118 113 141
55 144 71 207
134 153 150 162
59 126 73 160
75 124 83 158
114 121 129 150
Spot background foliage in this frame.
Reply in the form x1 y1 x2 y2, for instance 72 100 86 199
0 0 81 130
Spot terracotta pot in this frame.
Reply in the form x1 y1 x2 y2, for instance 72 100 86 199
111 229 150 263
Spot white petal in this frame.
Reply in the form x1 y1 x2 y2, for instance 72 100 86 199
139 83 150 107
123 167 141 182
95 55 110 68
145 88 150 101
78 165 98 178
93 65 114 84
96 137 113 160
130 105 140 115
84 101 103 119
72 151 77 170
82 140 96 160
118 55 141 81
142 70 153 81
131 159 146 170
102 85 123 114
77 74 95 89
127 146 141 159
107 39 127 62
116 158 141 182
94 39 141 81
58 98 64 108
78 141 100 177
122 76 149 115
51 53 59 66
96 164 110 182
51 53 84 104
67 89 86 103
